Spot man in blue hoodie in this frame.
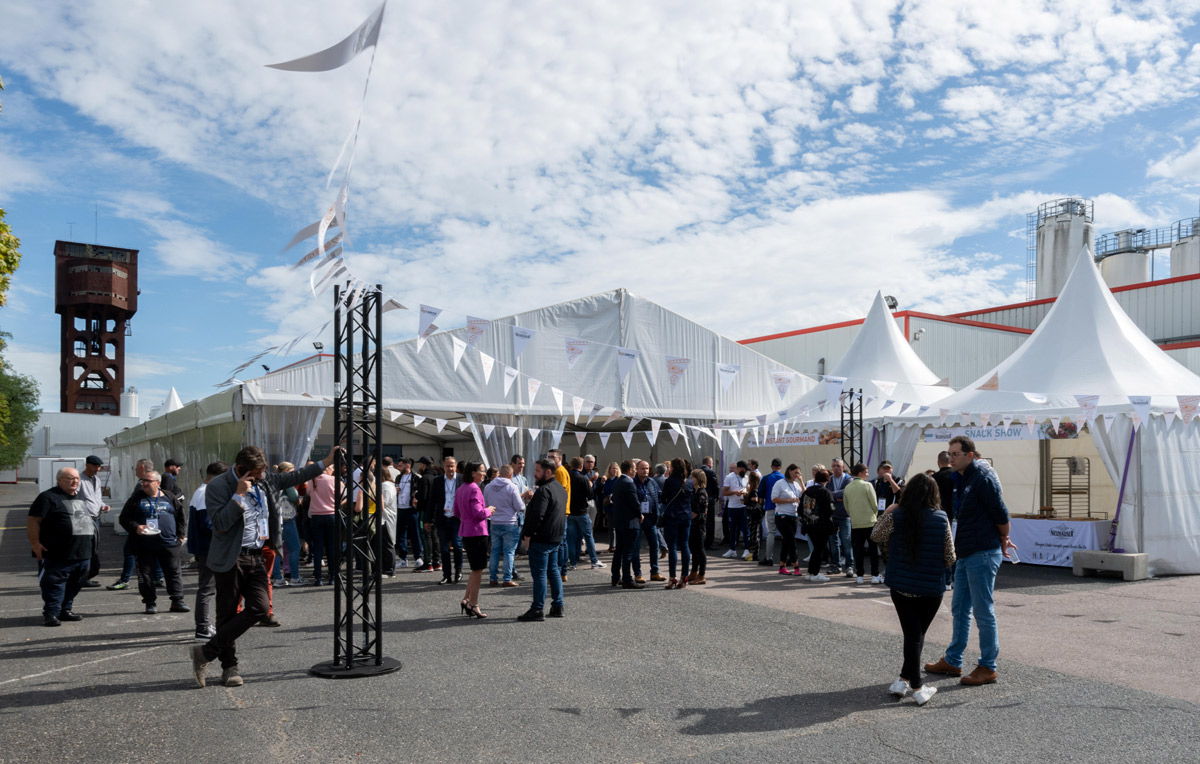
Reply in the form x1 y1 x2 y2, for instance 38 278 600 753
925 436 1017 687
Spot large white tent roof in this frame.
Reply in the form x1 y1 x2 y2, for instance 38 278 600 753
243 288 815 421
778 291 953 429
904 247 1200 425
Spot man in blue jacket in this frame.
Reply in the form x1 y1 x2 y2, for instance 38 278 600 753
632 460 663 583
925 436 1017 687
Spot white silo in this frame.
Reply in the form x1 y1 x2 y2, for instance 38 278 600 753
121 387 139 419
1170 217 1200 276
1035 199 1094 299
1099 229 1152 288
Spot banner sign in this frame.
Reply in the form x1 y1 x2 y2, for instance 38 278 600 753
925 423 1079 442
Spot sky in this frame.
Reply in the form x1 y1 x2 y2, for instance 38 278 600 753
1 0 1200 414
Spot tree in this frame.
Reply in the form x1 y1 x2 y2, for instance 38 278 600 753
0 74 37 469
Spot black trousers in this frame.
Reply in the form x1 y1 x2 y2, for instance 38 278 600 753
747 507 763 554
807 530 829 575
776 515 799 566
204 551 271 670
381 526 396 574
704 502 717 548
84 518 101 582
851 527 880 576
891 590 943 687
135 544 184 606
612 527 638 584
688 520 706 576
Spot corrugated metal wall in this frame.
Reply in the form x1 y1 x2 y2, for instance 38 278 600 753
745 323 862 379
909 319 1028 388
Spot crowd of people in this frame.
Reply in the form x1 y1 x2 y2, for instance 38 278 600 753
27 435 1016 703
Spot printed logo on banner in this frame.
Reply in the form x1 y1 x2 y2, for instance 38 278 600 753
565 338 589 369
512 326 535 360
1050 525 1076 539
666 357 690 390
616 348 638 384
465 316 490 348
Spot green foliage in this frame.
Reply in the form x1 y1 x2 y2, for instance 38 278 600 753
0 209 20 308
0 334 39 470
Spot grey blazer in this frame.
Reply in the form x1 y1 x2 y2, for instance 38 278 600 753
206 460 326 573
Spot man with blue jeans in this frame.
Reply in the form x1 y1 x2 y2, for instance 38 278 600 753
518 458 568 621
566 457 603 569
926 435 1017 686
632 460 663 583
825 458 854 575
484 465 524 586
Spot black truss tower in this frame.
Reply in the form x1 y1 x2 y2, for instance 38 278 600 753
840 388 864 468
311 283 401 679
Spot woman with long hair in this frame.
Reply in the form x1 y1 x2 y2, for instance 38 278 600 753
660 458 693 589
599 461 620 553
769 463 805 575
687 468 709 584
871 472 955 706
454 461 495 618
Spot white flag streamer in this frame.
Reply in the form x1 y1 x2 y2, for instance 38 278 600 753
650 419 663 443
1001 414 1014 427
291 232 343 269
1075 394 1100 426
482 424 495 439
939 409 948 426
770 371 793 400
551 387 564 415
502 365 519 396
479 352 495 384
266 2 386 72
565 337 589 369
730 428 745 447
1180 395 1200 424
457 421 472 432
917 406 929 417
666 357 691 391
1164 409 1177 429
667 428 680 445
416 325 437 354
418 305 442 340
621 431 634 447
1024 414 1037 432
575 432 587 447
435 418 447 433
873 379 897 397
823 375 847 403
599 432 611 448
616 347 638 385
1102 414 1116 429
527 427 541 440
527 378 542 403
465 316 491 348
1129 395 1151 429
627 417 643 432
898 403 911 415
586 404 603 426
413 415 426 428
505 426 518 438
643 430 657 446
451 336 467 371
981 412 991 426
571 396 584 423
717 363 740 392
1049 416 1062 433
604 410 624 427
512 326 535 360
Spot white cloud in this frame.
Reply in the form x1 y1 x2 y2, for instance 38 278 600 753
1147 138 1200 181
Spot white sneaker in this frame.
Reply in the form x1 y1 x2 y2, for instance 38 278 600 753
889 677 911 697
871 575 884 584
413 557 424 568
802 554 811 562
722 549 738 559
856 576 864 584
913 685 938 706
741 550 753 561
397 559 408 568
810 573 830 582
591 561 606 569
945 583 952 591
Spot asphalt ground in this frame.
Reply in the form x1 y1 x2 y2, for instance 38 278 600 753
1 482 1197 764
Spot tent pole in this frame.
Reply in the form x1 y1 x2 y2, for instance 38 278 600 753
1108 426 1137 553
1136 424 1145 555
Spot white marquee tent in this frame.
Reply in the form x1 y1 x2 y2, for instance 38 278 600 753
108 288 815 500
897 247 1200 574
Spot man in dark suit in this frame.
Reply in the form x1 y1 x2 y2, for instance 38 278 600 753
188 445 333 689
608 460 643 589
428 456 463 584
517 458 568 621
411 456 441 573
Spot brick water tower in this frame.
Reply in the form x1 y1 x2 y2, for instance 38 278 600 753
54 241 138 414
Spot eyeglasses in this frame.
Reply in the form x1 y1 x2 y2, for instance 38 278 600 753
140 479 159 484
947 451 968 458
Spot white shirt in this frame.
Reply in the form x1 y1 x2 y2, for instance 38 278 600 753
189 484 208 512
380 480 397 534
723 472 747 508
771 479 804 517
396 472 414 509
443 476 457 516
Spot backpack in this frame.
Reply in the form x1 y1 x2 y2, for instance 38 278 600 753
800 492 819 526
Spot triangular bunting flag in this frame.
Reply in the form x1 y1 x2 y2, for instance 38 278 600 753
627 417 643 432
730 428 746 447
1102 414 1116 430
981 412 991 426
512 326 535 360
917 406 929 416
503 365 519 396
416 325 437 353
872 380 897 397
938 409 948 426
643 430 657 446
1001 414 1014 427
1023 414 1037 431
616 347 638 385
823 375 847 403
898 403 911 415
717 363 740 392
621 431 634 447
565 337 589 369
482 424 496 439
1164 409 1177 429
586 404 603 426
666 357 691 391
575 431 588 447
551 387 564 415
435 419 447 433
571 396 584 423
479 352 495 384
770 370 793 400
882 400 895 411
465 316 491 348
650 419 663 442
1178 395 1200 424
451 336 467 371
418 304 442 340
599 432 611 447
604 409 623 427
1074 394 1099 425
457 421 472 432
527 427 541 440
667 429 680 444
413 415 426 428
382 298 407 314
1049 416 1062 434
1129 395 1151 429
505 426 518 438
527 378 542 403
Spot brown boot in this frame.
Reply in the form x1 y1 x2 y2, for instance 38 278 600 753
960 665 998 685
691 576 706 585
650 573 666 582
923 657 962 677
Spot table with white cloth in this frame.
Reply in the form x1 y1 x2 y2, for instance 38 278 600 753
1007 516 1111 567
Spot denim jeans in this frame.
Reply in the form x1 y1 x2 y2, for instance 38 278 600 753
567 514 599 565
488 523 521 582
527 541 563 612
194 553 217 631
725 507 749 552
39 558 89 617
634 514 660 576
662 517 690 579
828 516 853 570
278 518 301 579
945 548 1003 670
760 509 777 561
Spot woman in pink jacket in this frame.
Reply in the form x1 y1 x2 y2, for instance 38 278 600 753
454 462 495 618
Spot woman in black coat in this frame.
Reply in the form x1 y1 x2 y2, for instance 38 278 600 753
687 469 709 585
800 469 835 582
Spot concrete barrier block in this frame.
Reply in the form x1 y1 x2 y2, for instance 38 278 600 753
1072 550 1149 581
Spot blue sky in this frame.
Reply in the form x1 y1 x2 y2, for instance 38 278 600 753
2 0 1200 413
